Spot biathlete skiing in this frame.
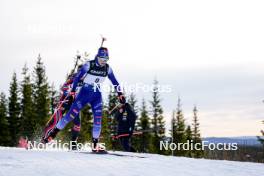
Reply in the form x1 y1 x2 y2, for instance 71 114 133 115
43 38 126 153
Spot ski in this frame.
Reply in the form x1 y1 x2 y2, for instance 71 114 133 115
107 152 147 158
74 151 147 158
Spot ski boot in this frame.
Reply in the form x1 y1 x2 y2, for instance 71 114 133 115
70 129 80 151
91 138 107 154
42 127 60 144
70 141 78 150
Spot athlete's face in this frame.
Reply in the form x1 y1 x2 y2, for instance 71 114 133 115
98 57 108 66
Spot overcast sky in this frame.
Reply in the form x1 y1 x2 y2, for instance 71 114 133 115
1 0 264 137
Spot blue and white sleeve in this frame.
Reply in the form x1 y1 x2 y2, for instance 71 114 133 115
107 66 122 94
71 62 90 92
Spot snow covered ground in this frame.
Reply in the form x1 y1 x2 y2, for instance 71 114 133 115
0 147 263 176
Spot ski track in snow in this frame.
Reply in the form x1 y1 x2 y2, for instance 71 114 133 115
0 147 263 176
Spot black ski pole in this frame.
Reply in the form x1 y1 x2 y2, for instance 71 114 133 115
70 51 81 75
100 35 107 47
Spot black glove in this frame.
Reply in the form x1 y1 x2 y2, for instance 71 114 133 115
68 91 76 103
118 93 126 104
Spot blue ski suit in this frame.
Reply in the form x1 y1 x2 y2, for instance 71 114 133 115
56 59 121 139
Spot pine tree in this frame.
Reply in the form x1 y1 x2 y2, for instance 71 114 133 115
8 72 21 146
128 92 138 115
185 125 193 157
173 97 187 156
128 93 140 151
32 54 50 135
150 79 166 154
257 120 264 153
138 98 151 152
49 83 58 114
170 110 177 156
107 89 120 150
192 105 203 158
0 92 11 146
101 105 110 148
20 64 34 140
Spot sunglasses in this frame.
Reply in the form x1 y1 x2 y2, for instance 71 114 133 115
97 56 109 62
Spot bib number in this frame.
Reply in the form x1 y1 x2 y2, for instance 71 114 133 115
95 78 100 83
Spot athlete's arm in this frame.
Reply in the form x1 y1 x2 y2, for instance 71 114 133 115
71 62 90 92
107 66 122 94
108 66 126 104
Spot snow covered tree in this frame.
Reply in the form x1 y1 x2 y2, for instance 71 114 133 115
192 105 203 158
138 98 151 152
0 92 11 146
150 79 166 154
20 64 34 140
32 54 50 134
8 72 21 146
